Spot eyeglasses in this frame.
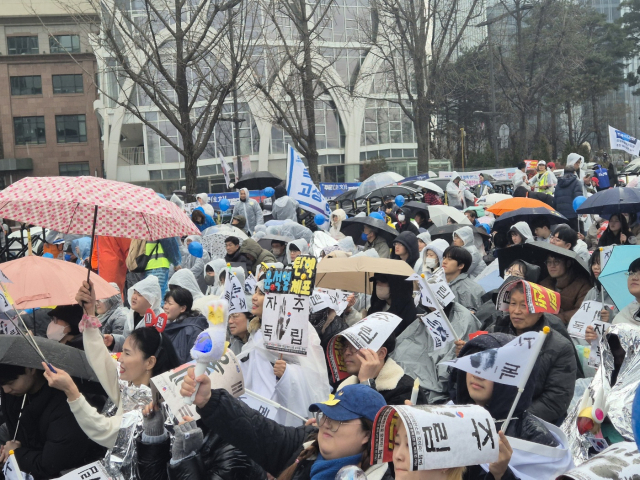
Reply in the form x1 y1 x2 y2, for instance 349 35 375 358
314 412 360 433
626 272 640 281
545 259 563 267
337 342 358 355
505 269 523 277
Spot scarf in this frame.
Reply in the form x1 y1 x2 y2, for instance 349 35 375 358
310 453 362 480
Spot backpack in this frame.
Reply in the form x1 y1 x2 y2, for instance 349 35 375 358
126 239 149 272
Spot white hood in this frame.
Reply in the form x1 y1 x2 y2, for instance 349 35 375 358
286 238 310 264
509 221 534 242
454 226 475 247
127 275 162 313
169 269 204 300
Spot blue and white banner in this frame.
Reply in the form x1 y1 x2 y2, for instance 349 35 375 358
286 145 331 217
319 182 360 199
609 125 640 156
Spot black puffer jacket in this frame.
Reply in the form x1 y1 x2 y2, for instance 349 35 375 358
553 174 583 219
195 389 393 480
452 333 559 480
136 428 268 480
489 314 578 425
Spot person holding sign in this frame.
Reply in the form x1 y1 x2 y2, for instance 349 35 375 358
179 377 393 480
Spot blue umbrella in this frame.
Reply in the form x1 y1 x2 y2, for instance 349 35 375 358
576 187 640 215
633 386 640 451
598 245 640 310
493 207 568 231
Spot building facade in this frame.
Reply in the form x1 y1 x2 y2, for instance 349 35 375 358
0 0 101 187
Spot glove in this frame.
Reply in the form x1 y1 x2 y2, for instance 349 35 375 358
142 406 166 437
171 421 203 462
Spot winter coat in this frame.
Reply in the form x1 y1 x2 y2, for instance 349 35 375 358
314 315 348 358
446 179 463 208
195 389 392 480
238 239 276 274
364 234 390 258
395 219 420 236
232 189 264 233
271 196 299 222
512 169 530 191
136 428 268 480
390 231 419 267
453 333 559 480
224 248 251 275
490 313 578 424
539 269 592 324
99 306 127 336
164 314 208 364
368 275 417 336
454 226 486 278
337 358 416 405
192 207 216 232
449 273 485 312
612 300 640 326
513 186 555 207
392 302 480 404
553 174 583 219
1 384 105 479
329 209 347 240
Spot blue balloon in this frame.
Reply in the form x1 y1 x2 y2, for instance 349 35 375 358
573 196 587 212
188 241 204 258
42 253 54 259
314 214 326 225
369 212 384 220
219 198 231 212
395 195 405 207
264 187 275 198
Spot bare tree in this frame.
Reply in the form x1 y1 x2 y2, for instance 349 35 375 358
47 0 259 194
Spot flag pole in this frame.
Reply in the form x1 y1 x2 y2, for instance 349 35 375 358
501 326 550 432
244 389 307 423
421 274 460 341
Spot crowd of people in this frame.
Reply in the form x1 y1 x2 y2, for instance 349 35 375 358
0 153 639 480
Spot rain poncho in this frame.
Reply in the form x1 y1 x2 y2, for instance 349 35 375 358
329 209 347 240
71 237 92 265
285 238 310 264
271 186 299 222
309 230 338 258
237 317 332 427
169 269 204 300
97 283 127 336
566 153 587 197
446 173 464 208
264 219 313 244
196 193 215 218
232 188 264 233
391 302 480 403
454 226 486 278
112 275 162 352
509 221 534 243
192 206 215 232
416 231 431 246
169 194 184 210
414 238 448 275
449 272 485 312
179 235 210 293
204 258 227 296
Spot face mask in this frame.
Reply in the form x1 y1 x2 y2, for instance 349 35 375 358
205 275 216 286
64 254 72 262
376 284 390 300
46 322 67 341
272 248 282 256
361 232 369 242
398 214 405 222
425 258 438 269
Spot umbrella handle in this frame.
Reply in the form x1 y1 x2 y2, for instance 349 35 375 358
86 206 99 285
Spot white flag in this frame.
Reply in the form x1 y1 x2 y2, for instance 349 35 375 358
224 270 248 313
286 145 331 217
421 310 455 352
407 272 454 308
441 331 547 388
608 125 640 156
219 153 231 188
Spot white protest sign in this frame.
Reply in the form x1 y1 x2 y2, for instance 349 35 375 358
441 332 544 387
224 270 248 313
262 294 309 356
151 350 245 421
408 274 436 309
567 301 602 339
314 287 349 316
52 462 108 480
420 310 455 352
3 456 32 480
244 273 258 295
0 269 12 284
428 269 455 307
560 441 639 480
239 392 278 420
587 320 610 368
0 291 13 313
608 125 640 156
599 246 614 271
372 404 499 470
0 318 20 336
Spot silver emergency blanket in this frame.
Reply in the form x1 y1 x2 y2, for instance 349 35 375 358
102 381 153 480
561 324 640 465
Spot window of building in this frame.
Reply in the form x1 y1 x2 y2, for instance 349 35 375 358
7 36 39 55
52 74 84 94
55 115 87 143
14 116 46 145
10 76 42 95
59 162 90 176
49 35 80 53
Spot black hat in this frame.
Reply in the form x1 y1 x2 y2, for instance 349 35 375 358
48 304 83 335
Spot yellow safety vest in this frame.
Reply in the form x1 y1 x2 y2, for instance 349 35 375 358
536 171 552 195
145 241 170 270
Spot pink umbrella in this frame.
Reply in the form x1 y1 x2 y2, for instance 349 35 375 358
1 255 119 309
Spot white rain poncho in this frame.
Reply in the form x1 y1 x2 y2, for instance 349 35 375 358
286 238 310 264
272 220 313 244
271 196 299 222
205 258 228 297
196 193 215 218
112 275 162 352
310 231 338 257
232 188 264 233
446 173 463 208
329 209 347 240
169 269 204 300
509 221 534 243
170 194 185 210
454 226 486 278
97 283 128 336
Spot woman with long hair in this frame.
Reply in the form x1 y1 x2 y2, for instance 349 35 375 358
598 214 631 247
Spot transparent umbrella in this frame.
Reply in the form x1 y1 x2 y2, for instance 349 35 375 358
356 172 404 197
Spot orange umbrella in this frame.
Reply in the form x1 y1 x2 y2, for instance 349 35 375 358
1 256 118 309
486 197 555 216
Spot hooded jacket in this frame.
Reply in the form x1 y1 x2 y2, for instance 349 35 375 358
164 312 208 364
196 193 215 218
449 272 485 312
554 173 583 219
454 226 486 278
390 231 419 267
414 238 447 275
179 236 210 293
364 233 390 259
232 189 264 233
452 333 559 480
271 186 299 222
446 173 463 208
205 259 227 296
232 215 247 231
394 211 420 236
239 238 277 274
368 274 417 336
509 221 534 243
285 238 310 264
490 313 578 424
329 209 347 240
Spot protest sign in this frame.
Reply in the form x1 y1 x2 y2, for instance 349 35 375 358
559 442 639 480
263 268 293 294
224 269 248 313
239 391 279 420
314 287 349 315
327 312 402 382
0 318 20 336
407 273 454 309
0 289 14 313
0 269 12 284
245 273 258 295
567 301 603 339
496 279 560 315
371 404 499 470
52 462 109 480
151 350 244 421
3 454 32 480
262 294 310 356
608 125 640 156
441 331 545 387
599 246 613 271
290 255 317 296
219 153 232 188
421 310 455 352
319 182 361 199
309 291 338 313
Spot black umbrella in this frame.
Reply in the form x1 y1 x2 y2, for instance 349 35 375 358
340 217 399 247
257 234 293 250
428 224 489 244
0 334 99 382
493 207 568 231
402 201 431 219
576 187 640 215
361 185 418 200
234 171 283 190
496 241 590 279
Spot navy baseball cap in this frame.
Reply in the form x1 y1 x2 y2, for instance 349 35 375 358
309 384 386 422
